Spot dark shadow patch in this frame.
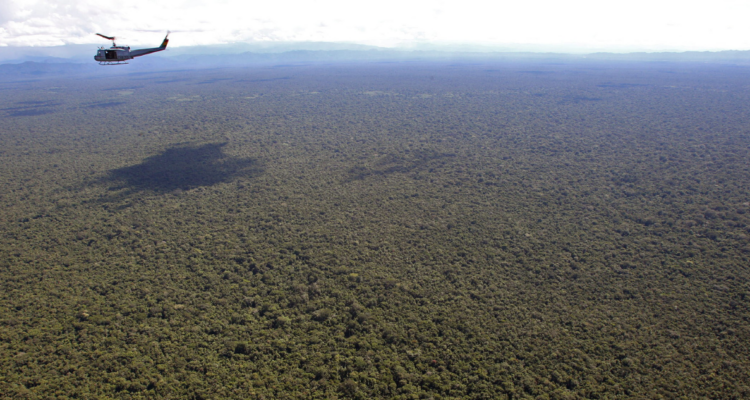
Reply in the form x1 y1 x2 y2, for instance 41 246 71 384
127 69 196 77
102 142 263 194
561 95 603 104
196 78 233 85
153 78 190 84
2 100 60 117
238 77 292 83
15 100 54 105
87 101 125 109
9 108 56 117
347 150 456 181
5 100 60 108
571 96 602 102
597 82 649 89
103 86 143 91
610 170 640 185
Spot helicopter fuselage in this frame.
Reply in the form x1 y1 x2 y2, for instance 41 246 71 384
94 33 169 65
94 46 133 63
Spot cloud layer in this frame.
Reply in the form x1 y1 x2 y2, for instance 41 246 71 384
2 0 749 52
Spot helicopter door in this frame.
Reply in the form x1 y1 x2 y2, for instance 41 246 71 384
105 50 118 60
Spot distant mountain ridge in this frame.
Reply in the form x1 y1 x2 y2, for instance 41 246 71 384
4 46 750 82
5 40 750 66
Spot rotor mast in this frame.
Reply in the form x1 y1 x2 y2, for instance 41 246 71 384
96 33 117 47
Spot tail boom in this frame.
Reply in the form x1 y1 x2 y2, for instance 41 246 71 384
129 32 169 59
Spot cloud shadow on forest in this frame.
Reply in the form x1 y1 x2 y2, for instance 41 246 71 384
237 77 292 83
346 150 456 182
101 142 263 195
153 78 190 84
560 95 604 104
597 82 649 89
87 101 126 109
196 78 233 85
2 100 60 117
103 86 143 91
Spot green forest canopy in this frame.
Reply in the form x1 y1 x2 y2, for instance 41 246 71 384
0 61 748 399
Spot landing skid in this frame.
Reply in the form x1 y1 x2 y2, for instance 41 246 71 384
99 61 129 65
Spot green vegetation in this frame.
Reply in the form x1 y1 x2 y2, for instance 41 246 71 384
1 62 749 399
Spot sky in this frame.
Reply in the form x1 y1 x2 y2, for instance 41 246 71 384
1 0 750 53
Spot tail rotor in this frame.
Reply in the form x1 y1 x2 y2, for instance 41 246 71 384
160 31 170 49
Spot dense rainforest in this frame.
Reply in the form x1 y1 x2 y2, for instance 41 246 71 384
1 61 749 399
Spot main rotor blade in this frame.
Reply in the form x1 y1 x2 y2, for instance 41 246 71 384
96 33 115 40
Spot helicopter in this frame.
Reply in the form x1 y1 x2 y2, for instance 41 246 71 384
94 32 169 65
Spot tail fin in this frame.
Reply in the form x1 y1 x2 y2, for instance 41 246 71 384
160 31 170 49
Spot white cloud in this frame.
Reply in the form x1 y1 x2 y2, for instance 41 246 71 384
1 0 749 52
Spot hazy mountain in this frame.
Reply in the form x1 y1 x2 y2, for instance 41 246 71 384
5 40 750 66
4 43 750 83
